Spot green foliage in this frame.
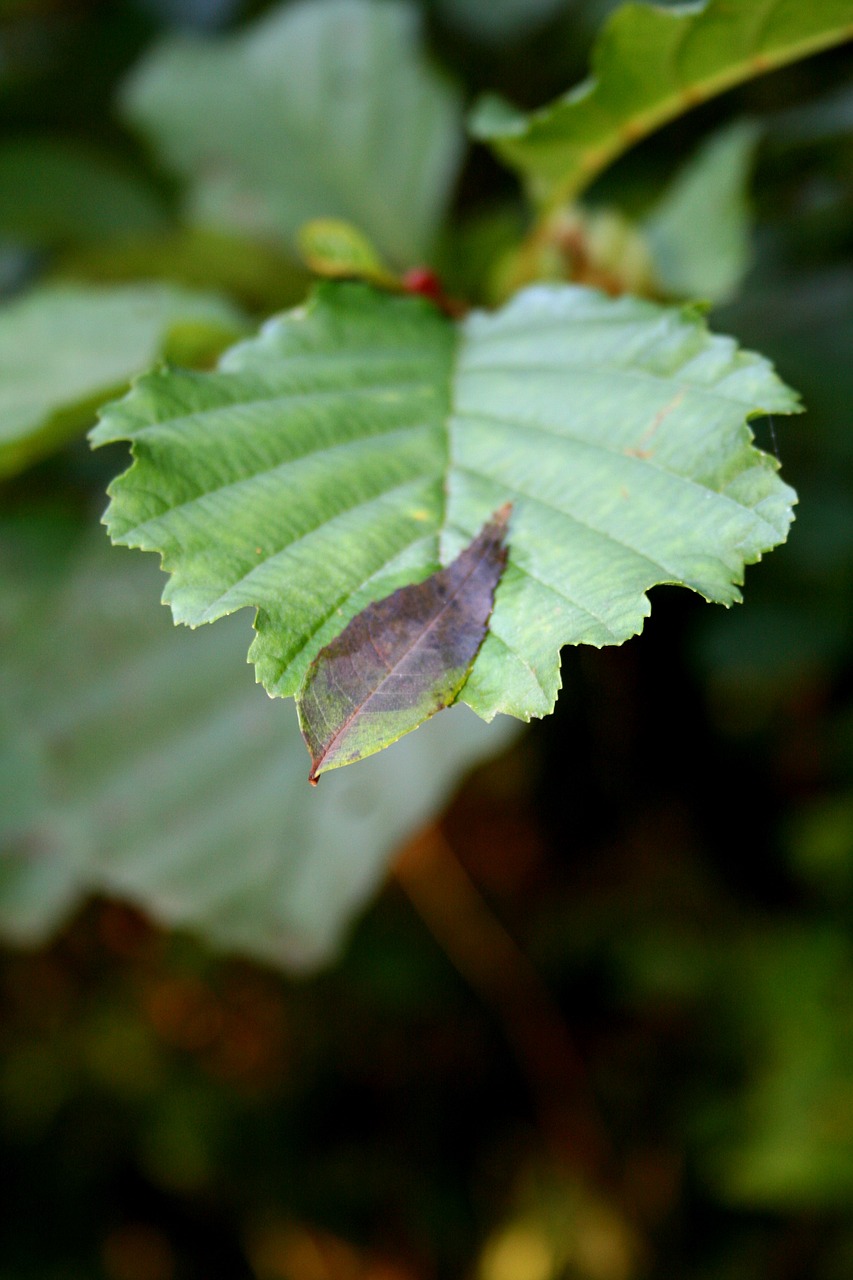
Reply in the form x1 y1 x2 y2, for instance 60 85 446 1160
297 217 397 286
0 518 518 966
0 282 246 477
707 930 853 1207
59 226 309 315
1 0 853 1273
93 281 798 731
470 0 853 205
120 0 464 265
0 137 168 247
644 120 761 303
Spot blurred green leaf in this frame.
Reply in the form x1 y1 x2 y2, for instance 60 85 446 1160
0 520 520 970
469 0 853 206
120 0 464 267
297 218 397 287
644 120 761 304
787 794 853 897
0 281 247 477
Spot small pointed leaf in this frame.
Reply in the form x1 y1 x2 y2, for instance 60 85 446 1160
299 505 510 781
644 120 761 304
298 218 398 287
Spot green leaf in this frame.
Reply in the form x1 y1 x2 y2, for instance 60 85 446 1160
120 0 464 267
0 282 247 478
94 280 799 755
644 119 761 303
0 519 520 969
469 0 853 206
0 137 168 248
297 218 398 287
300 505 510 780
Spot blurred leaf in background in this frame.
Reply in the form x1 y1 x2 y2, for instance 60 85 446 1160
120 0 465 266
0 514 519 968
0 282 246 476
643 119 762 304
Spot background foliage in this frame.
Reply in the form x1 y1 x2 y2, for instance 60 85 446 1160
1 0 852 1277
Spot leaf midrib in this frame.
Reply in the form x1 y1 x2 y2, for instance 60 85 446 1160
544 15 853 205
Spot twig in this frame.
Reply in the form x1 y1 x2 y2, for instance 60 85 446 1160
393 823 612 1176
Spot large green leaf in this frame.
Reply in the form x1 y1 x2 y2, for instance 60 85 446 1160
469 0 853 206
93 280 799 748
0 282 247 478
0 520 519 969
120 0 464 267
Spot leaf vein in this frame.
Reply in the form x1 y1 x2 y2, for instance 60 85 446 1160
510 560 624 641
454 464 683 582
266 531 439 685
461 360 771 409
126 376 436 439
123 421 435 535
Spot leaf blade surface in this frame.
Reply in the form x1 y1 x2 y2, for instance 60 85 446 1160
94 280 800 751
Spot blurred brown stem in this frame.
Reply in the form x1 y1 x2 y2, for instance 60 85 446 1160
393 823 611 1177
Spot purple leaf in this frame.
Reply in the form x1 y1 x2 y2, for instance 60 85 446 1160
298 505 512 782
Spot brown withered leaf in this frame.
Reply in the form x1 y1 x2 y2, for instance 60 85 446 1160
297 505 512 783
